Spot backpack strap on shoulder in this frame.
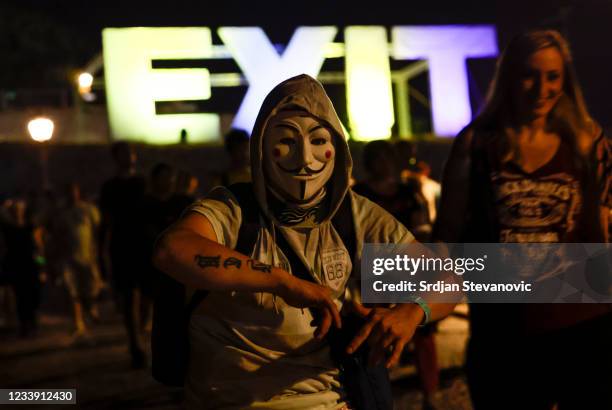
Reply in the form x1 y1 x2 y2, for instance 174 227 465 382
227 182 261 255
331 191 356 260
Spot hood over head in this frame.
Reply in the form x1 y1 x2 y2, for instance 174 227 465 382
250 74 352 226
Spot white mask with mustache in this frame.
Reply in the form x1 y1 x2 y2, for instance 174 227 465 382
263 111 335 204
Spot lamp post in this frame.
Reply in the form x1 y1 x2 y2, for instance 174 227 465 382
27 117 54 190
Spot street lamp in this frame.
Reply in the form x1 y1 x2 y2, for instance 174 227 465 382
27 117 54 142
27 117 54 189
77 72 96 102
78 72 93 90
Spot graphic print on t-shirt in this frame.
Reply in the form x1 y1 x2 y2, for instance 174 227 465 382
321 247 349 293
491 171 581 243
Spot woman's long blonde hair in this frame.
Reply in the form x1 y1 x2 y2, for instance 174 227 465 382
474 30 596 159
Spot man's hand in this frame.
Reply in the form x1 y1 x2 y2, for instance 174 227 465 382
276 270 342 339
346 302 424 369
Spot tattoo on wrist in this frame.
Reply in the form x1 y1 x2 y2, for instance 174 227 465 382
247 259 272 273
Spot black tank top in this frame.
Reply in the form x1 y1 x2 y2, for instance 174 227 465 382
490 141 582 243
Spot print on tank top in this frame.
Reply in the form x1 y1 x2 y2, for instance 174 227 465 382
490 143 582 243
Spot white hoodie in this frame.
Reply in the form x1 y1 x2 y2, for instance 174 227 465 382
186 75 414 409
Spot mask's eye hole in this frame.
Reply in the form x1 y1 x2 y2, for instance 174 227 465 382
311 137 327 146
279 137 296 146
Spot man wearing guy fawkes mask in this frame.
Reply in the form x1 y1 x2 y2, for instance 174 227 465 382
154 75 451 410
263 109 335 223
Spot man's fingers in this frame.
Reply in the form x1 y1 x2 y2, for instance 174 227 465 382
386 339 407 369
325 298 342 329
351 301 372 319
315 309 332 340
346 318 378 354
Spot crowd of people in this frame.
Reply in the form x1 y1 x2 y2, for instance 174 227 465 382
0 143 201 350
1 29 611 410
0 129 265 361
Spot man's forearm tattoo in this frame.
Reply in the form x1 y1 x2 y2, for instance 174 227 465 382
195 255 220 269
194 255 271 273
223 257 242 269
247 259 272 273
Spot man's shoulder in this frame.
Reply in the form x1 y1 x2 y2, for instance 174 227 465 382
349 189 393 220
189 185 245 221
349 190 414 244
202 184 246 206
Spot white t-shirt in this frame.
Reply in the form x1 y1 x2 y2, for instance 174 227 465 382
185 186 414 410
420 176 441 223
57 202 100 266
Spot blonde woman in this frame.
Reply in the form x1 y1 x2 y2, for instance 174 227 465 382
434 30 612 409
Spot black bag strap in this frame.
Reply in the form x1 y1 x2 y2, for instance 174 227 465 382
229 183 262 255
331 190 356 261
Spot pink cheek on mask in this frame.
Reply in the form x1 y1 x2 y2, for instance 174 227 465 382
273 148 281 158
325 150 332 159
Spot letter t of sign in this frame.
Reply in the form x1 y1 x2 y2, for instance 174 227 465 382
391 26 498 137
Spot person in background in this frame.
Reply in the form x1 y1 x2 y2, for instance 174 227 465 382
2 199 45 337
353 140 432 241
220 128 251 186
145 163 176 228
40 190 64 287
57 183 103 337
394 139 418 185
434 30 612 409
0 199 16 329
99 142 148 368
394 140 441 223
353 140 440 409
414 161 441 223
142 162 177 290
167 170 200 223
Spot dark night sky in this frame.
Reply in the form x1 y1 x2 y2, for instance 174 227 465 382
1 0 611 126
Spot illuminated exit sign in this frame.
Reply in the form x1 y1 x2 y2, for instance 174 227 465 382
102 26 498 144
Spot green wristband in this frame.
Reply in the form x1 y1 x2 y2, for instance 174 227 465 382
407 296 431 327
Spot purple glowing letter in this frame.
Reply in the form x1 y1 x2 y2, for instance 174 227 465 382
392 26 498 137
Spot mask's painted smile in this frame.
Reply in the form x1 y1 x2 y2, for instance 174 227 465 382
275 162 328 176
